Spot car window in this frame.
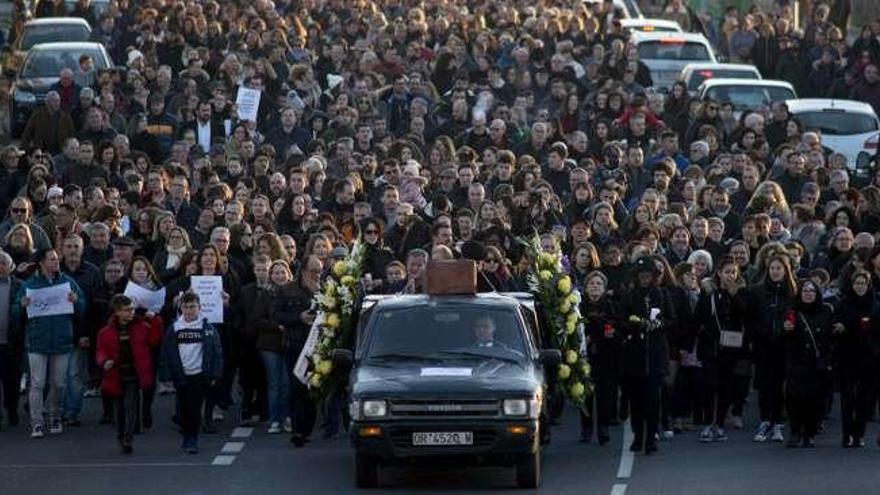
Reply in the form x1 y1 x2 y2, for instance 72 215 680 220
794 111 880 135
638 41 711 61
21 25 91 50
365 306 526 358
687 69 759 90
706 85 795 111
22 48 108 78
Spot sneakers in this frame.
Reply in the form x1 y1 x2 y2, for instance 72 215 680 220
715 427 728 442
158 382 175 395
754 421 771 442
212 406 225 422
283 417 293 433
49 418 63 435
661 429 675 440
267 422 282 434
83 387 100 398
30 424 45 439
771 424 785 443
700 426 714 443
183 436 199 454
730 415 744 429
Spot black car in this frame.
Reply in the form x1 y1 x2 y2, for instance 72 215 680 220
10 41 113 137
336 293 559 489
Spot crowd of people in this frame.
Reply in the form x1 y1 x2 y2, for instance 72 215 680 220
0 0 879 458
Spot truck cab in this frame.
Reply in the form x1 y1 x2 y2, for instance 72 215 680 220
339 292 558 488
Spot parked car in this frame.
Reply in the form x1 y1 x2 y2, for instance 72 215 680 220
698 79 796 118
9 17 92 70
631 32 717 90
786 98 880 179
620 18 683 34
679 63 761 93
10 42 114 137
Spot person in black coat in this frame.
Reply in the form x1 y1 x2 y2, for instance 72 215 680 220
833 270 879 448
783 280 833 448
747 254 798 444
694 257 750 442
235 256 274 423
581 271 620 445
359 218 395 288
619 257 676 454
273 255 322 446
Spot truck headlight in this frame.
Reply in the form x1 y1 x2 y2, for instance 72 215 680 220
503 399 528 416
14 90 35 103
362 399 387 418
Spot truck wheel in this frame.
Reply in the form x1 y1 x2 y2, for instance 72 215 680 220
355 454 379 488
515 449 542 489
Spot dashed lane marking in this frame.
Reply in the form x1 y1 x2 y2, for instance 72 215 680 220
230 427 254 438
211 455 236 466
221 442 245 454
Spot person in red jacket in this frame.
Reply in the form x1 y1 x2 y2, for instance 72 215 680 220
96 295 163 454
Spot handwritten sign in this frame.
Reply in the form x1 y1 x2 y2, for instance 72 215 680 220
191 276 223 323
26 282 74 318
235 87 261 123
124 282 166 313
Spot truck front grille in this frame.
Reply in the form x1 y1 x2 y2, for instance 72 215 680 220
389 399 500 419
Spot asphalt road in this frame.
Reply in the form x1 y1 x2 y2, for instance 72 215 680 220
1 392 880 495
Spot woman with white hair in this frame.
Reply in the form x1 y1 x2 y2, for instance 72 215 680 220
688 249 714 281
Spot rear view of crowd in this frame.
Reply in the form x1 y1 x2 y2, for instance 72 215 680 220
0 0 880 456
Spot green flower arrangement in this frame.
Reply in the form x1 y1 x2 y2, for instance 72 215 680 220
525 239 592 408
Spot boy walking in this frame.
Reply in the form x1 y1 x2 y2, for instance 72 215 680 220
96 295 163 453
160 293 222 454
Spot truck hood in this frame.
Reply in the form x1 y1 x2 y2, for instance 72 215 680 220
351 361 541 398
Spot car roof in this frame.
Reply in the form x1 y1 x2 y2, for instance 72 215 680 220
24 17 91 27
621 18 682 30
682 63 759 73
29 41 106 51
369 293 529 311
784 98 878 116
630 31 711 44
700 78 794 90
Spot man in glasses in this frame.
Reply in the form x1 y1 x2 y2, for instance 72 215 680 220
0 197 52 251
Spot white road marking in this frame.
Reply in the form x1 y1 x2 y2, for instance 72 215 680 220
0 462 208 469
211 455 236 466
230 427 253 438
221 442 245 454
616 420 634 479
611 483 628 495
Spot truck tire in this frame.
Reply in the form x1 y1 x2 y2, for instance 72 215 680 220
355 454 379 488
515 449 541 489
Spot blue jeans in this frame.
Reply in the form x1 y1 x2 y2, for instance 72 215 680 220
63 347 87 419
260 351 291 424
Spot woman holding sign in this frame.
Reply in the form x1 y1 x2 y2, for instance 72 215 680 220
177 245 237 433
12 248 86 439
126 256 166 430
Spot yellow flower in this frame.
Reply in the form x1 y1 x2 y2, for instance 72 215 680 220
322 297 337 311
581 362 591 376
567 312 579 327
308 373 323 388
325 313 340 329
565 350 578 365
340 275 356 286
628 315 642 324
333 261 347 278
539 270 553 281
565 319 576 335
537 252 556 271
324 282 337 297
559 300 571 314
316 360 333 375
557 276 572 295
570 382 586 399
567 293 579 305
557 364 571 380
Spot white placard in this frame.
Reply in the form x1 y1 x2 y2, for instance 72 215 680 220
191 276 224 323
124 281 166 313
420 368 473 377
294 313 323 386
26 282 74 318
235 87 261 123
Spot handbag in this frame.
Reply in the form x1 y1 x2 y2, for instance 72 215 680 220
712 293 744 349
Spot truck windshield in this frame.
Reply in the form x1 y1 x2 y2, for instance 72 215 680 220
364 306 528 360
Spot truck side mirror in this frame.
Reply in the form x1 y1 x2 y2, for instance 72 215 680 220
332 349 354 367
538 349 561 368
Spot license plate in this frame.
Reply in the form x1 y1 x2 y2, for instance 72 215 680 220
412 431 473 446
